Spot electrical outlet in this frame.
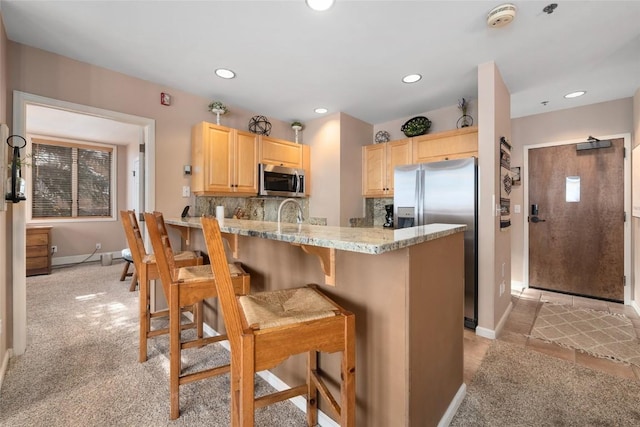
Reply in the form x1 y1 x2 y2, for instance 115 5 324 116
182 186 191 197
96 243 101 250
51 245 58 254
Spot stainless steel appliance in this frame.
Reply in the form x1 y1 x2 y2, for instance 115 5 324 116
258 164 305 197
394 158 478 329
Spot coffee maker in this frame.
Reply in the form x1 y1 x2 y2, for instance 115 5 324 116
383 204 394 228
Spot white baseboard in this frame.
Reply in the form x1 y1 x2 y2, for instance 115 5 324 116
0 348 12 393
200 322 339 427
52 251 121 267
437 383 467 427
511 280 525 292
475 300 513 340
632 300 640 317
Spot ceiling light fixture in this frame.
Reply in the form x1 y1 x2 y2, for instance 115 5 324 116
215 68 236 79
306 0 335 12
314 107 328 114
402 74 422 84
564 91 586 99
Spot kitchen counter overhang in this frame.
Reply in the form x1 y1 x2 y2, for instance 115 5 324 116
165 217 466 254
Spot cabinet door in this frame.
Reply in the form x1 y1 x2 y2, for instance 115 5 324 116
234 130 259 194
260 136 303 168
413 128 477 164
386 139 412 194
205 125 234 191
362 144 386 197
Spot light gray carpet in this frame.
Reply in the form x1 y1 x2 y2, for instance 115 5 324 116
0 261 308 426
450 340 640 426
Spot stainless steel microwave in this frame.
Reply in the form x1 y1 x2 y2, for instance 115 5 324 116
258 164 305 197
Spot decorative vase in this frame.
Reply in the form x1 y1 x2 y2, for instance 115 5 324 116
457 114 473 129
292 125 302 143
210 108 225 125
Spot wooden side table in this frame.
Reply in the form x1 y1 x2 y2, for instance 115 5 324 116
26 226 52 276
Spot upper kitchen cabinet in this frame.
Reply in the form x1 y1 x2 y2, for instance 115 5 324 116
412 126 478 164
362 138 412 197
191 122 259 196
259 136 304 169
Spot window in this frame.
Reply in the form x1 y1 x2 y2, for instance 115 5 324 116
31 138 115 219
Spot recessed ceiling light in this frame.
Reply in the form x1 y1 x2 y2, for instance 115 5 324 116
314 107 328 114
306 0 335 11
215 68 236 79
564 91 586 99
402 74 422 84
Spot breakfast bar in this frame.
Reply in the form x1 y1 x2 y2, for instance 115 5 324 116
165 217 466 426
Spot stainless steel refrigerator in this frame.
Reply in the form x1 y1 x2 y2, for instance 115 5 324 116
394 157 478 329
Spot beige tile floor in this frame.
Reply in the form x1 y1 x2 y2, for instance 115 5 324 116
463 288 640 384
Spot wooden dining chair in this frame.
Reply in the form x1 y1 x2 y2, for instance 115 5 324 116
120 210 203 362
201 216 356 426
144 211 250 420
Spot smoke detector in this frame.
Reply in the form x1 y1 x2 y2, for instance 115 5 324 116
487 4 517 28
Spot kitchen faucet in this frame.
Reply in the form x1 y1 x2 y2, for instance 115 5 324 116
277 198 304 225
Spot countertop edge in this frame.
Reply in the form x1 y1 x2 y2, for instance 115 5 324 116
165 218 466 254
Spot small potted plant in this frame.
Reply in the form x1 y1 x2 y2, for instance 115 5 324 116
208 101 229 125
291 121 303 143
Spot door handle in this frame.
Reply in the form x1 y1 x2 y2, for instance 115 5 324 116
530 216 546 223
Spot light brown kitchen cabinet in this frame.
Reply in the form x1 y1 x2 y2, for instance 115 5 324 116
412 126 478 164
191 122 258 195
26 226 52 276
362 138 412 197
259 136 304 168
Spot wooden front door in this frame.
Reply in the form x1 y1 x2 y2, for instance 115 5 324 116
528 138 624 301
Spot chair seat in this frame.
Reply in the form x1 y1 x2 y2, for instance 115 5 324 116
177 263 245 283
239 287 337 330
142 250 199 264
121 248 134 263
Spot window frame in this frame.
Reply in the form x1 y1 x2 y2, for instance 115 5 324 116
26 134 118 223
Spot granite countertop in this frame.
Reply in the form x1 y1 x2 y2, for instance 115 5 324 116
165 217 466 255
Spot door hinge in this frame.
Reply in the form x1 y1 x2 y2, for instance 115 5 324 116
139 143 145 153
624 211 627 222
624 276 627 287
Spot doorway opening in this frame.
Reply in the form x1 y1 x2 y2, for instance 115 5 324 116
11 91 156 356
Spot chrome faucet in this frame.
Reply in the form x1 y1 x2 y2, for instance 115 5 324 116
277 198 304 225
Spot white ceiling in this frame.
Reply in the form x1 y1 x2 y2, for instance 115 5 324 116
3 1 640 125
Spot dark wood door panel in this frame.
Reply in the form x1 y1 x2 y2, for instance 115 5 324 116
529 138 624 301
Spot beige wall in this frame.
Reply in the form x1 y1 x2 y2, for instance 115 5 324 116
633 88 640 307
339 113 371 226
306 112 371 226
477 61 512 332
374 100 478 140
510 98 634 291
1 13 10 373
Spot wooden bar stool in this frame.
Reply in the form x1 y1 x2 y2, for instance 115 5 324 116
201 217 356 427
119 248 138 291
120 210 203 362
145 212 250 420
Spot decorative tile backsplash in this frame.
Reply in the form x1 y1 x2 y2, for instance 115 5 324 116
195 196 311 224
